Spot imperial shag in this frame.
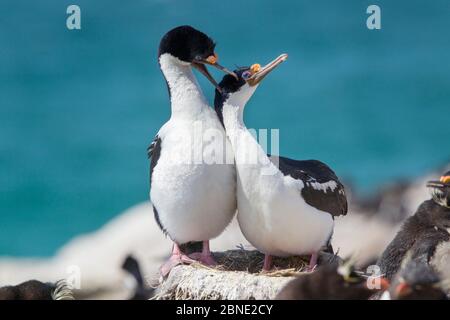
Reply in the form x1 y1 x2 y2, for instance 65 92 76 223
148 26 237 277
214 54 348 271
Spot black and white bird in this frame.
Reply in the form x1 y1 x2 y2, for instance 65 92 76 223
214 55 348 271
122 255 155 300
148 26 237 276
378 171 450 280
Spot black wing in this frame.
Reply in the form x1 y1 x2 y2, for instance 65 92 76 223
270 156 348 217
147 135 166 234
148 135 162 182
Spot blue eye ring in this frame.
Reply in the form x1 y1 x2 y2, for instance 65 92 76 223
242 71 252 80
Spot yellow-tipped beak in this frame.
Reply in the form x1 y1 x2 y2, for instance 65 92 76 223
247 54 288 86
201 52 237 79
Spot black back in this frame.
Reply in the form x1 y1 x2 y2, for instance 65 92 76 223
272 156 348 217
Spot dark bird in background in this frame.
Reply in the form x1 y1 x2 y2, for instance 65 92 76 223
0 256 153 300
378 171 450 280
0 279 73 300
275 259 388 300
387 260 447 300
122 255 154 300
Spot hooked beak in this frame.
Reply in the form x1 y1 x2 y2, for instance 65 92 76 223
202 53 238 79
192 53 238 93
247 53 288 86
191 62 222 92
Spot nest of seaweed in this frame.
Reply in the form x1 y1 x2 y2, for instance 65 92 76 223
153 248 341 300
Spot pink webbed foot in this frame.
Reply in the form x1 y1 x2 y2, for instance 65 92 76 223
262 254 272 272
305 252 319 272
159 253 196 277
159 243 196 277
188 252 217 266
188 240 217 266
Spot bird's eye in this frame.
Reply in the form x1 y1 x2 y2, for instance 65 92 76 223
242 71 252 80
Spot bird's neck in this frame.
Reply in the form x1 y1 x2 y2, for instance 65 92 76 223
222 103 280 177
159 54 209 119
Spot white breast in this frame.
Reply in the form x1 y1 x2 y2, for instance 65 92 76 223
150 54 236 244
222 103 334 257
236 167 334 256
151 113 236 244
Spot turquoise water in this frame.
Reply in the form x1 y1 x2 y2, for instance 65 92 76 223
1 0 449 256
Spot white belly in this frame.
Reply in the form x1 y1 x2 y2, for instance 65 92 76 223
236 171 334 256
150 122 236 244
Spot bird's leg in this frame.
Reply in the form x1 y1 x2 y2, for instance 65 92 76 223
159 242 196 277
188 240 217 266
263 254 272 271
306 252 318 272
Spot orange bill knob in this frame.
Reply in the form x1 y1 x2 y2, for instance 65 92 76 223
205 53 218 64
250 63 261 74
440 175 450 184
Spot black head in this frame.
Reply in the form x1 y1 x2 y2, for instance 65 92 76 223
213 54 288 126
427 170 450 208
158 26 237 90
213 67 253 127
158 25 215 63
214 67 249 105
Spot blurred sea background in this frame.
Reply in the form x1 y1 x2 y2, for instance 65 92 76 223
1 0 449 257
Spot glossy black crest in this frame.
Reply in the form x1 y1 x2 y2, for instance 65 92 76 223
158 25 216 63
213 67 250 126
